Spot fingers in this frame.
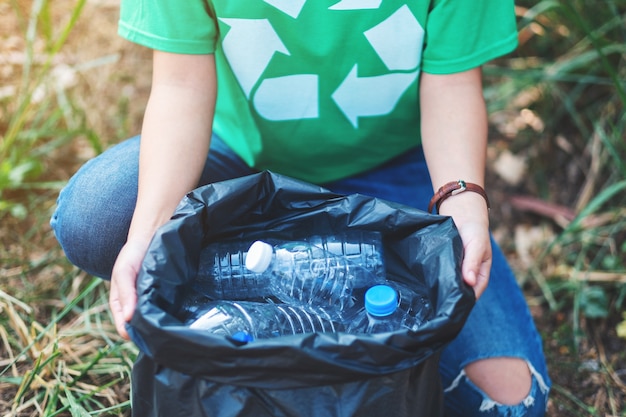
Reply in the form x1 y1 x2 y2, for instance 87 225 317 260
436 194 491 298
110 275 132 340
462 238 492 299
109 240 147 340
464 259 490 299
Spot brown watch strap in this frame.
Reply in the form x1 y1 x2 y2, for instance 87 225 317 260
428 180 490 214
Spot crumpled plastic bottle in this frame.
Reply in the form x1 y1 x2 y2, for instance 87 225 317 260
245 238 385 312
187 300 344 342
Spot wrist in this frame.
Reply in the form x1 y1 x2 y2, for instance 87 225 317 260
127 195 183 243
127 213 170 245
438 192 490 234
428 180 490 214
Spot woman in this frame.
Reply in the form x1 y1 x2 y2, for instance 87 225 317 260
52 1 550 415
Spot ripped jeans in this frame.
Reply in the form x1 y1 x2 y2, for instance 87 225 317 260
50 135 551 416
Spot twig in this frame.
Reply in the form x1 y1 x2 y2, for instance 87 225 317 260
0 326 18 377
510 194 626 229
551 384 600 415
553 266 626 283
575 130 604 213
510 195 576 228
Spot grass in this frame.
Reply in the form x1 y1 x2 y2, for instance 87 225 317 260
1 0 625 415
1 1 140 415
1 0 101 218
1 277 135 416
486 1 626 414
498 0 626 327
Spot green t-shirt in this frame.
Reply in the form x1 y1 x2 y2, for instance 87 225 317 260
119 0 518 183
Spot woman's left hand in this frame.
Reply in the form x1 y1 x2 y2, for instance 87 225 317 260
439 192 492 299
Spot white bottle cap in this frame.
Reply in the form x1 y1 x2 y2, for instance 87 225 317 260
245 241 274 273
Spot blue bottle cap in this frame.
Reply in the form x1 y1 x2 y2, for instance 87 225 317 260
231 331 254 342
365 285 398 317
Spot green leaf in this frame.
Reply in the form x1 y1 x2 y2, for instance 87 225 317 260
579 286 609 319
60 389 91 417
8 160 41 186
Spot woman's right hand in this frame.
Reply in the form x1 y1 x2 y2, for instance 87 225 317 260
109 238 151 339
108 51 217 340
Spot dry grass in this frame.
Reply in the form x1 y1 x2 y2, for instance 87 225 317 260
1 1 143 415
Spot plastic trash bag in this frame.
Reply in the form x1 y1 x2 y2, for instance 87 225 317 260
128 171 475 417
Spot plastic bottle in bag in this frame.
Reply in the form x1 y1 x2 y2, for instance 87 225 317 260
188 300 344 342
304 232 386 285
195 231 385 302
245 238 385 311
194 240 270 300
347 281 433 334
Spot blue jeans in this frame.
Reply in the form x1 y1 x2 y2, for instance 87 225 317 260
51 135 551 416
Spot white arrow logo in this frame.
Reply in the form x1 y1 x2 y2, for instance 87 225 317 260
332 65 419 128
329 0 382 10
254 74 319 121
365 5 424 71
219 18 290 98
264 0 307 18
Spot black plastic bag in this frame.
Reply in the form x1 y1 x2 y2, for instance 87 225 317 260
128 171 475 417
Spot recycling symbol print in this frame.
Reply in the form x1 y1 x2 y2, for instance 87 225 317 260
220 1 425 129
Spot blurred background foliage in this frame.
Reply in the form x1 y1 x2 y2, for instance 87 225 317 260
487 0 625 324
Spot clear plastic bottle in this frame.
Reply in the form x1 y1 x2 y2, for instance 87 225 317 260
187 300 344 342
194 231 385 302
194 240 270 300
304 232 386 285
347 281 433 334
245 238 385 312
